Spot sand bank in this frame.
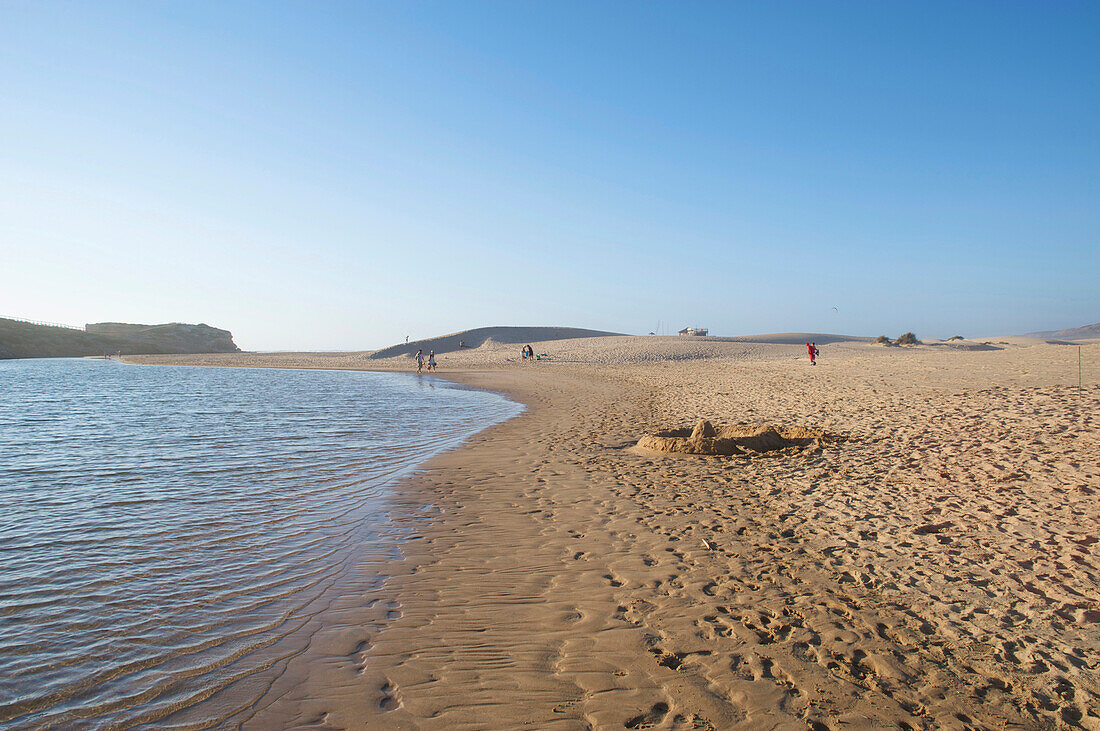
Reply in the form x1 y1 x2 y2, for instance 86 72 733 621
129 337 1100 729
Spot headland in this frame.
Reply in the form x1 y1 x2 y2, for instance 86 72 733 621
0 317 240 359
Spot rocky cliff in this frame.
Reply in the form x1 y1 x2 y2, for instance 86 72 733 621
0 318 241 359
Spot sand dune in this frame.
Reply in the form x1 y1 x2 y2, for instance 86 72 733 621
700 332 871 345
368 326 624 359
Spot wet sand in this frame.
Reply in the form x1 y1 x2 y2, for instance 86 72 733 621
130 337 1100 729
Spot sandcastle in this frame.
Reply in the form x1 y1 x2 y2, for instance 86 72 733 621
636 419 833 456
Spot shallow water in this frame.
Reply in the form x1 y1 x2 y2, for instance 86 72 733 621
0 359 521 728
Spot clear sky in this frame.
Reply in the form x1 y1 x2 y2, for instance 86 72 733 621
2 1 1097 350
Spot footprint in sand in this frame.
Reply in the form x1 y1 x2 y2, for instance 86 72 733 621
624 701 670 729
378 681 400 711
348 638 371 673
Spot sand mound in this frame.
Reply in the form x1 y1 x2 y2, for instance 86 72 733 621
637 419 833 456
927 339 1002 351
369 326 623 359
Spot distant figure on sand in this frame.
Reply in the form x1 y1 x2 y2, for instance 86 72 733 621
427 351 436 371
415 349 424 373
405 335 409 344
521 344 534 360
806 342 819 366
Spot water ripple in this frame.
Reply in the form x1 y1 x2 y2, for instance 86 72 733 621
0 358 521 728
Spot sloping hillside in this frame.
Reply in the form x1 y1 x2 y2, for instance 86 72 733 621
0 318 240 359
1025 322 1100 340
369 326 623 359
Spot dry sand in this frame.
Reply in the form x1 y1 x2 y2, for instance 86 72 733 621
129 335 1100 729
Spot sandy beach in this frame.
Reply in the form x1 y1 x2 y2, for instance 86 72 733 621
130 335 1100 729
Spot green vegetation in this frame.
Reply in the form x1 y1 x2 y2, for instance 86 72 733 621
896 332 919 345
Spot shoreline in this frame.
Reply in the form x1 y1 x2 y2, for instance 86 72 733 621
126 340 1099 729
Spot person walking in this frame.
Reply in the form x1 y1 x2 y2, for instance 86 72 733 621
415 349 424 373
806 342 819 366
427 350 436 371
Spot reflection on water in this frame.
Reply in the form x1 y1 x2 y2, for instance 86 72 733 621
0 359 520 728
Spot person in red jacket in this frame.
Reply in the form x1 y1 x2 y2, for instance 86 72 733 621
806 342 818 365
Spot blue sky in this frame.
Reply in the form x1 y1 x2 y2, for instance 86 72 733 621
2 1 1096 350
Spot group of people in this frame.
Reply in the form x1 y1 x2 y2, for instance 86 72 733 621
414 349 436 373
415 341 814 369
